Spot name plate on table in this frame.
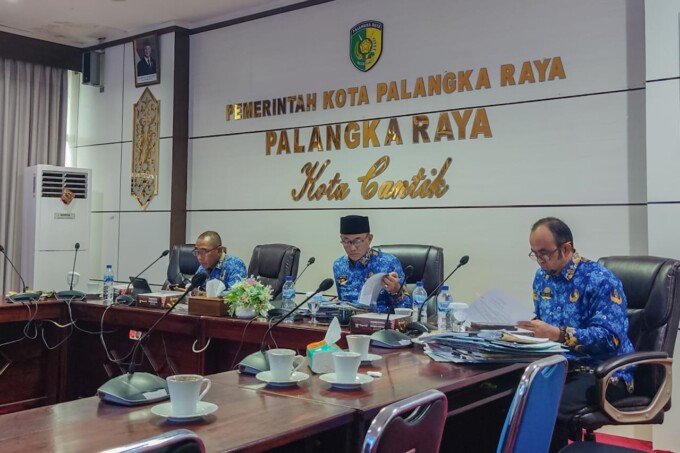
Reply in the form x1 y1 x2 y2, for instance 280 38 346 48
137 291 184 309
188 296 228 317
350 313 411 334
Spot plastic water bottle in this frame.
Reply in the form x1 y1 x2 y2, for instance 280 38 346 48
281 276 296 323
437 285 452 331
103 264 114 305
412 281 428 323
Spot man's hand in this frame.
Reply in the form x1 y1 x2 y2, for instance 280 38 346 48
516 319 561 341
382 272 401 295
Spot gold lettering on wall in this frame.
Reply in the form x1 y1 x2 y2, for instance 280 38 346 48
265 109 492 154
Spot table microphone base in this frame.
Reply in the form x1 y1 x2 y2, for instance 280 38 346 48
7 292 41 303
98 372 169 406
55 290 87 301
371 329 413 349
238 351 269 375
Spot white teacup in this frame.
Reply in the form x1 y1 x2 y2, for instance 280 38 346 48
267 348 306 382
346 334 371 361
333 351 361 383
166 374 211 417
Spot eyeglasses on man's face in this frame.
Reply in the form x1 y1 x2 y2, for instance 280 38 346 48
528 243 567 262
192 246 220 257
340 236 369 248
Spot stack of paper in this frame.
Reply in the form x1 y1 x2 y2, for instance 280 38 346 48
420 332 567 364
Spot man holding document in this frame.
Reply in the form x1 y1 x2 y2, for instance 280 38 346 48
333 215 411 313
517 217 634 452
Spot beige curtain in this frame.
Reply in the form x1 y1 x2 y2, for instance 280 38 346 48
0 58 67 296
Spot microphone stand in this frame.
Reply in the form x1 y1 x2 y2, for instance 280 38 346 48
115 250 170 306
238 278 334 375
371 266 414 349
0 245 40 303
97 273 207 406
292 257 315 285
56 243 86 301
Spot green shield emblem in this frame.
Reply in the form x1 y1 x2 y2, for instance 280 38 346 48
350 21 383 72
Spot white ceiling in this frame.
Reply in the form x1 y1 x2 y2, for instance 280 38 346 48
0 0 308 47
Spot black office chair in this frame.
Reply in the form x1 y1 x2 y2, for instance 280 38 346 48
564 256 680 444
247 243 300 299
100 429 205 452
374 244 444 316
361 389 448 453
164 244 200 289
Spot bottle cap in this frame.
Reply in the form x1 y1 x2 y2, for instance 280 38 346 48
416 281 424 287
285 276 293 281
440 285 449 291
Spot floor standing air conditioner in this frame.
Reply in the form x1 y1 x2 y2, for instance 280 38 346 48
21 165 92 293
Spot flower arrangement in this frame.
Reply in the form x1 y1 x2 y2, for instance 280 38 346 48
223 276 274 317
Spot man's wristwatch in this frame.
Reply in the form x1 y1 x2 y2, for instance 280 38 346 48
558 326 567 343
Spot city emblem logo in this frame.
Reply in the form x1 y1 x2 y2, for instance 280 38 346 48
350 20 383 72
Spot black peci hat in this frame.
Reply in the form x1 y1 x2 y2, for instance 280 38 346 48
340 215 370 234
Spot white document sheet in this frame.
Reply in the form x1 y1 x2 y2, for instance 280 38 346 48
467 288 534 325
357 272 387 306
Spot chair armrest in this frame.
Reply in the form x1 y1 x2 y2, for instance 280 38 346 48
594 351 669 378
100 429 205 453
594 353 672 424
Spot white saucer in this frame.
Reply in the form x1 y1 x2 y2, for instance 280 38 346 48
361 353 383 364
151 401 218 422
319 373 374 389
256 371 310 387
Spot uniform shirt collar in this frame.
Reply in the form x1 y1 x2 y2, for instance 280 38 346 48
556 252 582 281
349 248 378 267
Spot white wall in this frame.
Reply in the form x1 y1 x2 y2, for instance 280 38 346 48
187 0 647 303
74 33 176 288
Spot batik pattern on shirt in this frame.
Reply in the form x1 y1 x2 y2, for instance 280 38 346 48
197 253 246 293
333 248 411 313
532 253 634 386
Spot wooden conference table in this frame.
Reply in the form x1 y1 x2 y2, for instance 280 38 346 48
0 299 526 452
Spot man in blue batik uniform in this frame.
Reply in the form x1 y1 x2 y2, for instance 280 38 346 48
517 217 634 452
193 231 246 293
333 215 411 313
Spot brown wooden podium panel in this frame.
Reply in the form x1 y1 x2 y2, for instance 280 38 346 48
66 302 205 399
0 301 68 414
0 381 356 452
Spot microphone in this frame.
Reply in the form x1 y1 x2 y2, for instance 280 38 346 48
238 277 334 375
115 249 170 306
411 255 470 334
292 256 315 285
97 271 208 406
371 266 415 348
56 243 87 301
0 244 40 303
70 243 80 290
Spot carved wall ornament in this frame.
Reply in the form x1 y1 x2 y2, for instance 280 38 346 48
131 88 160 209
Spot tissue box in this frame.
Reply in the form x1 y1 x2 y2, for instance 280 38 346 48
350 313 411 334
306 340 342 374
188 296 228 316
137 291 184 309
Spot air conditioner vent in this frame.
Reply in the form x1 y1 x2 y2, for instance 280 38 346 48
41 171 88 199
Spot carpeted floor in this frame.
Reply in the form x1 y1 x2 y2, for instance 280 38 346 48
595 433 675 453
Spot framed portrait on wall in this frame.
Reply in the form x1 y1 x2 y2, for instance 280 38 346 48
133 35 160 87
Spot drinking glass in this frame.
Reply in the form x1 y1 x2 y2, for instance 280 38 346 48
450 303 469 332
307 296 321 325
